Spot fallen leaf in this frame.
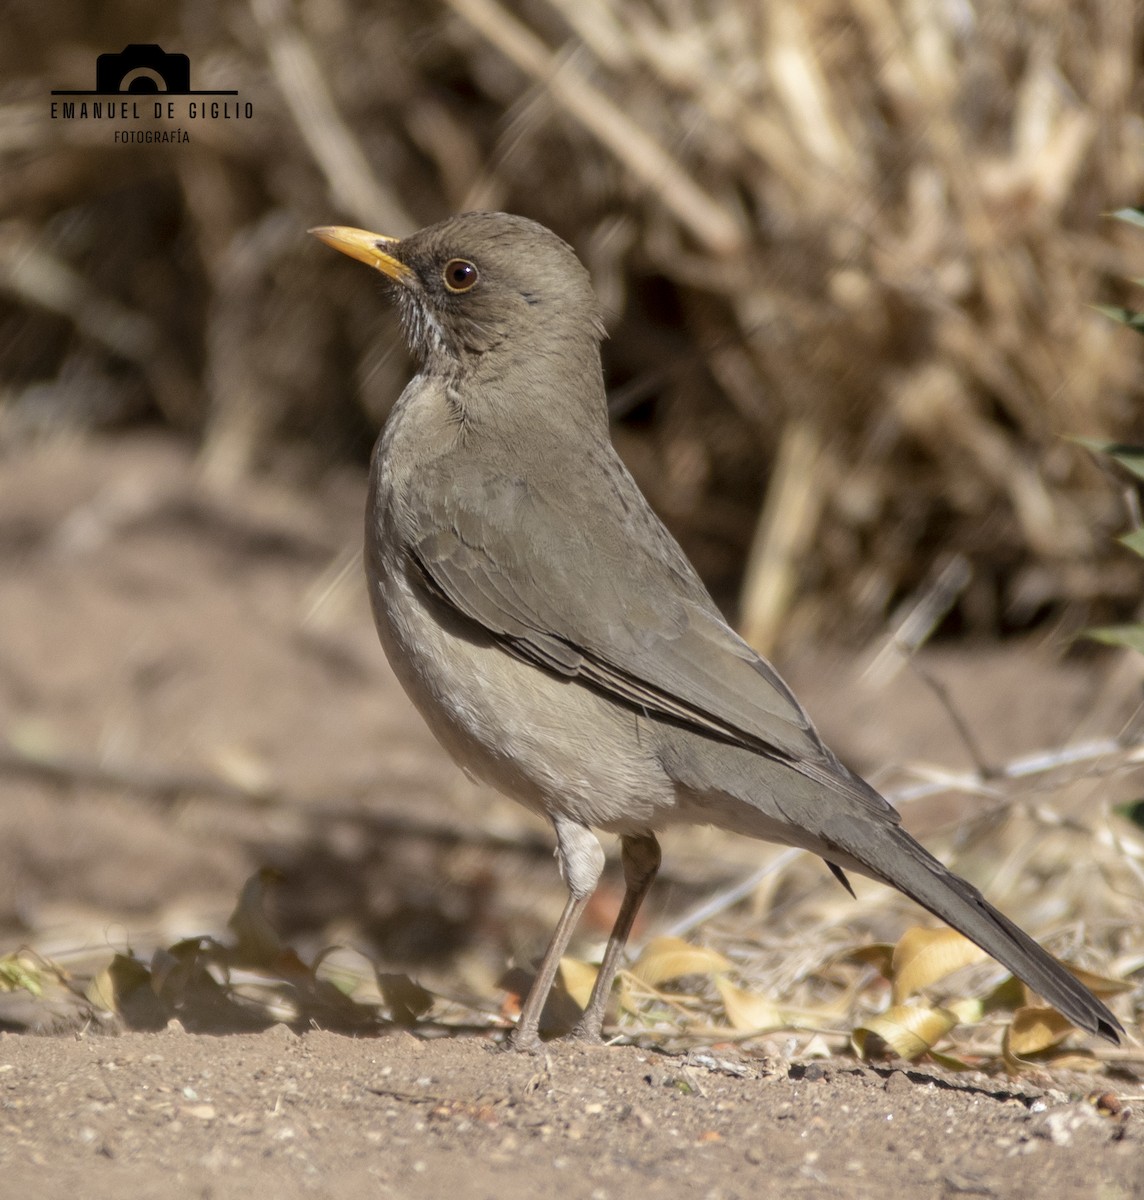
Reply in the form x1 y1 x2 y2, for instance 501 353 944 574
376 973 434 1026
1055 965 1134 998
846 943 895 979
716 977 784 1033
559 958 598 1010
86 953 150 1014
630 938 731 987
944 996 985 1025
1004 1006 1075 1057
226 868 286 967
852 1003 960 1061
891 928 986 1004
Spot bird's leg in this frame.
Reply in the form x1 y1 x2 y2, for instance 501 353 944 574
571 832 661 1043
509 817 604 1052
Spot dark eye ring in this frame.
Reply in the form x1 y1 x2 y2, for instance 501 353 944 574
443 259 479 292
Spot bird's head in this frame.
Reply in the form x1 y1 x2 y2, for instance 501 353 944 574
311 212 606 370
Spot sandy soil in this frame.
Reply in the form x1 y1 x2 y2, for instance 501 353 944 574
2 1028 1141 1200
1 432 1140 1198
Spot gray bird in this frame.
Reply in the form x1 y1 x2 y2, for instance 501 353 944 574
311 212 1122 1051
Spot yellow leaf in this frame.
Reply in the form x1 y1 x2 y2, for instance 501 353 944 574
559 958 598 1010
1003 1006 1075 1057
630 937 732 987
86 953 152 1016
852 1003 960 1061
1058 965 1134 998
1036 1050 1103 1072
945 996 985 1025
981 975 1027 1014
716 977 784 1032
891 928 987 1004
991 965 1130 1015
927 1049 975 1072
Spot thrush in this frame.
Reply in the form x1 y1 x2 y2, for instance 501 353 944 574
311 212 1122 1051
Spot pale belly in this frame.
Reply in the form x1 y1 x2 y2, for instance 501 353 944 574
368 556 680 835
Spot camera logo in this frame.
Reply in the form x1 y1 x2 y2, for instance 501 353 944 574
52 43 236 96
96 45 190 94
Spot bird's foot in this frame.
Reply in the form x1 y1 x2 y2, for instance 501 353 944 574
567 1018 605 1045
505 1025 544 1054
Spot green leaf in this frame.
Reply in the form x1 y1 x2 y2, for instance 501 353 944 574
1111 207 1144 228
1071 437 1144 480
1114 799 1144 831
1118 528 1144 558
0 953 45 997
1084 625 1144 654
1093 304 1144 335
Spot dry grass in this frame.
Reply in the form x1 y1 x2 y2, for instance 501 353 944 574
1 0 1142 643
7 766 1141 1070
3 3 1144 1061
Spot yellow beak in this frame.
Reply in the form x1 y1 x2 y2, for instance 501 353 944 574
309 225 414 283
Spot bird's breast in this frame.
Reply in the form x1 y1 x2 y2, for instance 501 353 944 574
363 538 677 833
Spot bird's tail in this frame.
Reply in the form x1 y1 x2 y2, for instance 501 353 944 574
836 821 1123 1043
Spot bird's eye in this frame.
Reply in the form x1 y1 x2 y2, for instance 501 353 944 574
442 259 479 293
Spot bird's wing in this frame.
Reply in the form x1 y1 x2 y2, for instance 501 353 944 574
405 463 895 818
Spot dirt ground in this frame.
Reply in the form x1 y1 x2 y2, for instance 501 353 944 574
2 1028 1141 1200
1 431 1142 1198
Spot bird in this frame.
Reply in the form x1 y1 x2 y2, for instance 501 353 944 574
310 212 1123 1052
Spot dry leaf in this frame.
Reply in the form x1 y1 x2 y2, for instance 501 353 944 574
1004 1005 1075 1057
1056 965 1134 998
944 996 985 1025
226 868 286 967
852 1003 960 1061
559 957 599 1010
926 1049 975 1072
86 953 151 1015
846 943 895 979
376 973 434 1026
993 962 1130 1023
1032 1051 1103 1072
716 977 784 1032
1002 1005 1104 1074
630 937 731 987
891 927 987 1004
980 975 1027 1014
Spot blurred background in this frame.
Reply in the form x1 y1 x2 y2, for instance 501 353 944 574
1 0 1142 1046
